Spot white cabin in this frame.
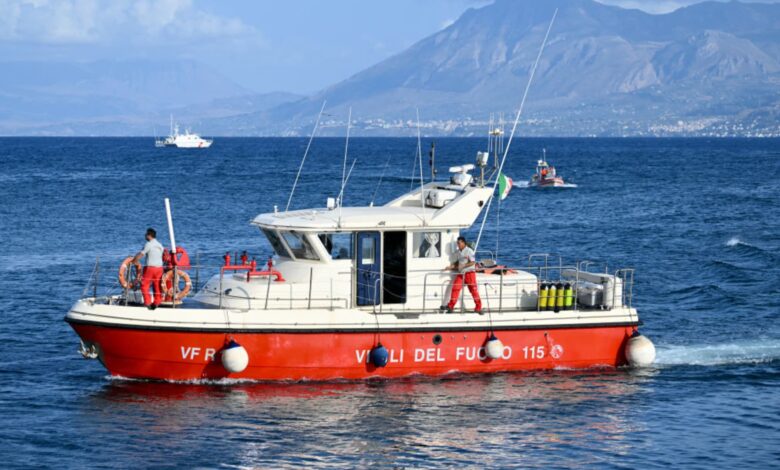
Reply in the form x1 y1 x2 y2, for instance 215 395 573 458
193 168 544 314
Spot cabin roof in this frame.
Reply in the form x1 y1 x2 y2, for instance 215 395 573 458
252 183 493 231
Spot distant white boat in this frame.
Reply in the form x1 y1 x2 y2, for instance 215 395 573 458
155 115 213 148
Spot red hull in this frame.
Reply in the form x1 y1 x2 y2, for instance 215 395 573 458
69 322 634 381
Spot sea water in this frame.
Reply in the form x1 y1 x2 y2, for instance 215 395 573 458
0 137 777 468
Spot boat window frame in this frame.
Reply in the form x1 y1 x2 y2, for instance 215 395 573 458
412 231 442 258
279 230 321 261
261 228 293 259
318 232 354 261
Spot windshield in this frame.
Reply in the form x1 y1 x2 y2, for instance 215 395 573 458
261 228 292 258
280 231 320 260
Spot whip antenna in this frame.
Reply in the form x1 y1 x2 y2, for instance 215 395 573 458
474 9 557 251
340 107 352 201
286 100 327 212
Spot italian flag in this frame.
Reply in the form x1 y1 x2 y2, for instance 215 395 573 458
498 172 513 200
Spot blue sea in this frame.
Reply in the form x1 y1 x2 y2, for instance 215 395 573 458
0 137 778 468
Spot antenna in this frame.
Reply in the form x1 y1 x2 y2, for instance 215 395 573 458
416 108 426 224
286 101 327 212
474 8 558 252
429 142 436 182
340 107 352 204
370 156 392 207
337 158 357 226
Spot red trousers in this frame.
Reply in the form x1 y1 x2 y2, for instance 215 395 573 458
141 266 164 306
448 271 482 311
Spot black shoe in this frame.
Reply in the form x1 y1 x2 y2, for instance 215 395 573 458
447 307 454 314
476 310 484 315
438 305 448 313
150 304 157 311
146 305 154 310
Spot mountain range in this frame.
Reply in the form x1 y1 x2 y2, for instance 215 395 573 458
2 0 780 137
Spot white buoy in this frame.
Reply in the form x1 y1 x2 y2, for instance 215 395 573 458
625 332 656 367
486 334 504 360
221 340 249 373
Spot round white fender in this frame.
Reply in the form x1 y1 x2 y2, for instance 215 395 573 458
221 340 249 373
625 333 656 367
486 335 504 360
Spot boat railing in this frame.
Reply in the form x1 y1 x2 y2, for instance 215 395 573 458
81 256 634 314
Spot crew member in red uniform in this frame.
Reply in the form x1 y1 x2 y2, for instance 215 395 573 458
134 228 164 310
443 236 482 314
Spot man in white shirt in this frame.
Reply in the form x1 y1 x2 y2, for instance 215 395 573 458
444 236 482 314
134 228 165 310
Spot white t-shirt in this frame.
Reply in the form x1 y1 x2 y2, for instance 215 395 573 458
457 246 476 273
142 239 164 267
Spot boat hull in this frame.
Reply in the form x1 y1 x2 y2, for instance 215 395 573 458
69 321 635 381
529 177 565 188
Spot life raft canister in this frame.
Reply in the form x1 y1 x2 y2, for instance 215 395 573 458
538 283 549 309
163 246 191 270
161 269 192 302
118 256 142 289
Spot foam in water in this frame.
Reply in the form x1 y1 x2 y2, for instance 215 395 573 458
655 340 780 367
726 236 744 247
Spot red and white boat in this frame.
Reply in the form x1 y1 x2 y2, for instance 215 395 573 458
67 12 653 381
66 157 655 382
529 149 567 188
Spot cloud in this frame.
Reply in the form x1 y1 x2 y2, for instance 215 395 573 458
0 0 259 44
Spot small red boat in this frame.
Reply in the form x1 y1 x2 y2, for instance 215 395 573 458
66 156 654 382
529 149 568 188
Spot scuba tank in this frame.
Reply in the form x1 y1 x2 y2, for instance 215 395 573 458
547 284 557 311
555 282 564 312
564 283 574 310
539 283 549 310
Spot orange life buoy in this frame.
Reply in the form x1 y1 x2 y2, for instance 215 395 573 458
161 269 192 302
118 256 142 289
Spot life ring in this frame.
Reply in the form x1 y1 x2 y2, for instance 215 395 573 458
118 256 142 289
161 269 192 301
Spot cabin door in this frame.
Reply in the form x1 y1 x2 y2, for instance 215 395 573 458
356 231 381 306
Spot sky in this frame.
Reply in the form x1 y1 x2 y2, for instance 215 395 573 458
1 0 779 95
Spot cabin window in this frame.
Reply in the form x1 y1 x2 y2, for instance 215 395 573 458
413 232 441 258
261 228 292 258
280 231 320 260
318 233 352 260
360 236 375 265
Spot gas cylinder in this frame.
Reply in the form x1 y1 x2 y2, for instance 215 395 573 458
564 283 574 310
555 282 564 312
538 283 549 310
547 284 557 311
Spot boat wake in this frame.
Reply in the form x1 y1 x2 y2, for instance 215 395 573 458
516 182 578 189
655 339 780 367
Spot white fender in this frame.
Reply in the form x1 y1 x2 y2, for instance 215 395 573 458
221 341 249 373
486 336 504 360
625 333 656 367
